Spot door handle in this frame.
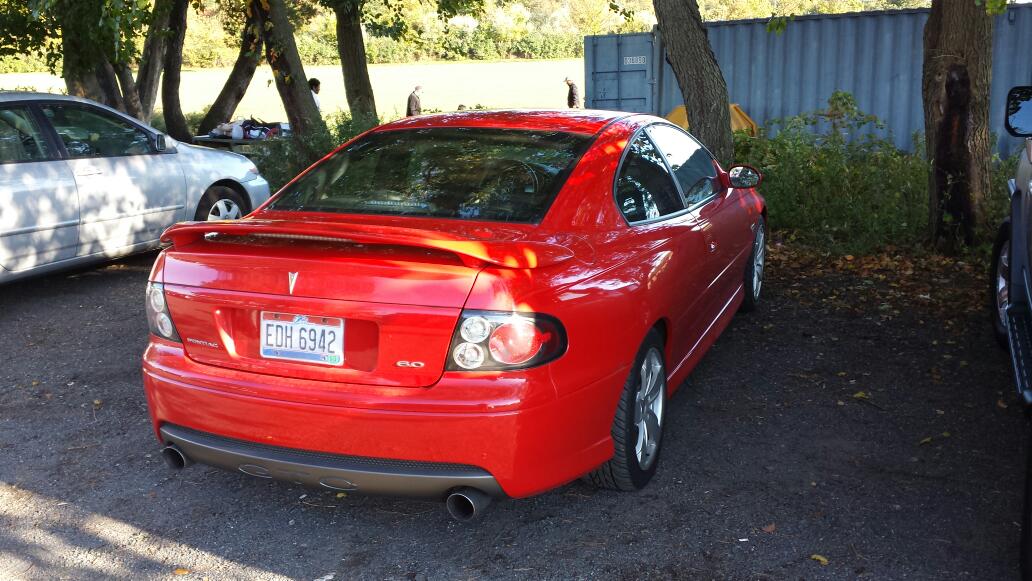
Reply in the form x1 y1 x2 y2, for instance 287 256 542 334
75 166 102 177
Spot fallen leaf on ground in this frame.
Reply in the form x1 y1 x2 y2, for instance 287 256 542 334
336 492 347 498
998 399 1009 409
852 391 870 400
762 523 776 533
810 554 829 566
919 436 933 445
173 568 190 576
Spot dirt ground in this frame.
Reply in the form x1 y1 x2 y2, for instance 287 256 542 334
0 243 1026 580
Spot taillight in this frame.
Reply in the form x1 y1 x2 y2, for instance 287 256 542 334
145 282 181 343
446 310 566 371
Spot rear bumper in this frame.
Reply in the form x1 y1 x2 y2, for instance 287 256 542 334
160 423 505 498
143 341 624 498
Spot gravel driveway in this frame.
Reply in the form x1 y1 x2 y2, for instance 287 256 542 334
0 248 1025 580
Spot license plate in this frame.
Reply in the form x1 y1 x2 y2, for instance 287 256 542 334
260 312 344 366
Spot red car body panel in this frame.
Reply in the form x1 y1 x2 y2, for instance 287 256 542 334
142 110 765 499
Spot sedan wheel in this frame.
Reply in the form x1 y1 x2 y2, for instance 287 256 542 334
194 185 248 222
587 329 666 491
208 198 243 221
991 220 1011 348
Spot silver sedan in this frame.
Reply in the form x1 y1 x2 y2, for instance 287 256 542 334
0 92 271 283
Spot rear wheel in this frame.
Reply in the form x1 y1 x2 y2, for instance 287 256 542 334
740 216 766 312
195 185 247 222
992 220 1011 349
587 329 666 491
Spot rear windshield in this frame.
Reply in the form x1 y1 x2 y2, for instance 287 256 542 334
268 127 592 223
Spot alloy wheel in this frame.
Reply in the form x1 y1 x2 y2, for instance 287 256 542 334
207 198 243 221
633 347 665 470
753 225 765 299
998 241 1010 330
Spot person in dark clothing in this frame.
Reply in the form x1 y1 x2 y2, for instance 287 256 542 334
407 86 422 117
308 78 321 112
565 77 580 108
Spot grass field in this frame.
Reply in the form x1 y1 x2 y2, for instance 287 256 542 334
0 59 585 124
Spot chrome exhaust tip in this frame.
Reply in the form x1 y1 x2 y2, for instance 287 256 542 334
161 444 192 470
445 487 492 522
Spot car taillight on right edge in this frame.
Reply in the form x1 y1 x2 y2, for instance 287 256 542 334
146 282 181 343
447 310 567 371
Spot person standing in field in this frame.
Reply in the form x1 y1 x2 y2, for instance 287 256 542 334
407 86 422 117
309 78 321 113
565 77 580 108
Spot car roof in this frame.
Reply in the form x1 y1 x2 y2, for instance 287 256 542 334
376 109 635 136
0 91 102 105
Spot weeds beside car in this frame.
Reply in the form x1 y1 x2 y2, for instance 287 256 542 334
735 91 1016 256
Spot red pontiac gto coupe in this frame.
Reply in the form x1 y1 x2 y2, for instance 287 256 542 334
142 110 766 520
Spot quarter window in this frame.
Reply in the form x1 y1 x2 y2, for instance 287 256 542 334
0 108 51 163
615 132 685 223
40 104 152 158
646 124 719 209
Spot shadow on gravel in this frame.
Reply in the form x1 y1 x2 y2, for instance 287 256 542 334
0 247 1025 580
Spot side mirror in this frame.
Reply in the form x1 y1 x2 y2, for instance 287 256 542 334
154 134 167 152
727 165 762 189
1005 86 1032 138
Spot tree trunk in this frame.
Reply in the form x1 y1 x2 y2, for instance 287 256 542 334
250 0 325 138
652 0 733 165
115 63 144 120
137 0 174 122
923 0 993 250
333 1 378 127
197 12 263 136
59 14 105 104
161 0 191 142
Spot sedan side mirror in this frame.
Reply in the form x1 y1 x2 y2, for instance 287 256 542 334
1005 86 1032 138
154 134 168 152
727 165 762 189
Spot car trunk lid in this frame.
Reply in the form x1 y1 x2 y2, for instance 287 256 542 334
158 218 577 388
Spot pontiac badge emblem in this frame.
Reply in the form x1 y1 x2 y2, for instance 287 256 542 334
288 272 299 295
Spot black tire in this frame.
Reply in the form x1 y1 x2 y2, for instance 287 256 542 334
740 215 766 313
991 220 1011 349
587 329 666 491
194 185 248 222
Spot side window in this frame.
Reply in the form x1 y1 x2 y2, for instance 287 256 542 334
0 108 51 164
40 104 152 158
646 124 719 209
615 132 685 223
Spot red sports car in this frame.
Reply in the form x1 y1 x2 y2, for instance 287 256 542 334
142 110 766 520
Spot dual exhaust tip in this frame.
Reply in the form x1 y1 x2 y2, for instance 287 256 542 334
445 487 492 522
161 444 192 470
160 444 493 521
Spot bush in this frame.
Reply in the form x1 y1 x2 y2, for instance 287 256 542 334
734 92 930 255
150 109 208 135
735 91 1020 256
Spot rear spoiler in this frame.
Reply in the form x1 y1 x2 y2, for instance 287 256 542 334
160 219 576 269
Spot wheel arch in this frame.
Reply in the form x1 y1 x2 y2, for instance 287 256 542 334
205 180 252 213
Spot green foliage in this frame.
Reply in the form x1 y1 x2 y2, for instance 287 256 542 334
150 108 208 134
734 91 929 254
251 111 375 191
735 90 1019 255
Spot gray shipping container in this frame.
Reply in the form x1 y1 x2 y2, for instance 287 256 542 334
584 6 1032 153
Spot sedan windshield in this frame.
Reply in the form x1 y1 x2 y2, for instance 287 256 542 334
268 127 592 223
